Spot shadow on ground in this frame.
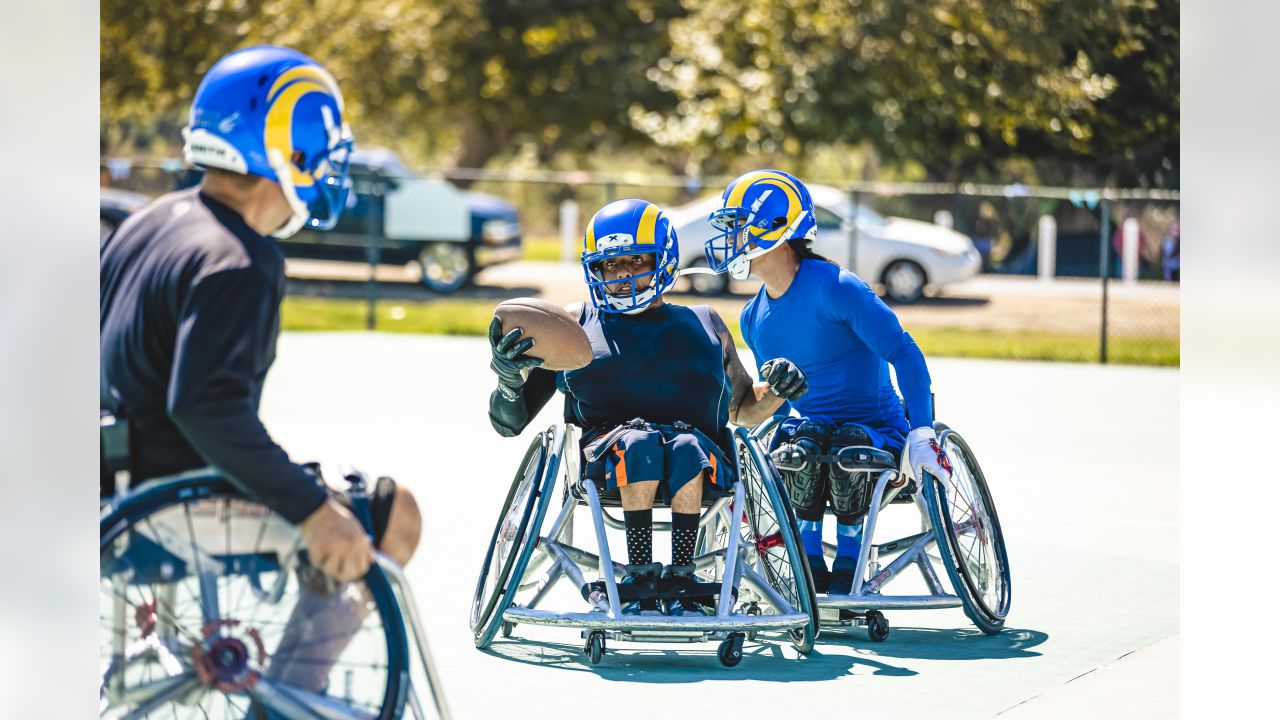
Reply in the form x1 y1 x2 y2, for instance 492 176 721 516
817 626 1048 661
480 635 880 682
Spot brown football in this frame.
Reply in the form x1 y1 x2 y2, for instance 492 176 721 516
494 298 593 371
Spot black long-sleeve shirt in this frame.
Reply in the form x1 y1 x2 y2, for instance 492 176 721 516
100 188 327 523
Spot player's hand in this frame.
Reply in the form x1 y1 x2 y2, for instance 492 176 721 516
488 316 544 401
300 498 376 583
759 358 808 401
907 426 953 484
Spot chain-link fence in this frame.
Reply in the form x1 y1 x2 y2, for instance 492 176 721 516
101 158 1179 366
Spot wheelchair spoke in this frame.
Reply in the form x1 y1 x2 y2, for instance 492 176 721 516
249 677 379 720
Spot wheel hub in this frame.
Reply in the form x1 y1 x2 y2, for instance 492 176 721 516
192 619 265 691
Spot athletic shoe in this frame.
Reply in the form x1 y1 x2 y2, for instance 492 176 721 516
829 556 857 596
807 554 831 594
659 564 709 616
621 563 662 615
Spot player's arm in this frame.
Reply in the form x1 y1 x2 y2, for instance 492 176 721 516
830 273 933 429
710 308 793 426
166 267 329 525
487 316 557 437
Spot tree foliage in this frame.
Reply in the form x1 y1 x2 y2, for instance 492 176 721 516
101 0 1178 186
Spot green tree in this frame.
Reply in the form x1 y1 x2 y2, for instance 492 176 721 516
645 0 1176 186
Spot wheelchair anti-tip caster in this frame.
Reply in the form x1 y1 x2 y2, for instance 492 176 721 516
718 632 745 667
585 631 606 665
501 621 515 638
866 610 889 642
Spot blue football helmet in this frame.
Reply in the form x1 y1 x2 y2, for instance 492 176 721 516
705 169 817 279
182 46 354 238
581 199 680 314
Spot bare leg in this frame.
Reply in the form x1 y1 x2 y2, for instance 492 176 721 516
618 480 658 511
670 472 704 514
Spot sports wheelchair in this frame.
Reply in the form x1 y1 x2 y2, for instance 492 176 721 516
759 417 1011 641
470 422 820 667
99 468 450 719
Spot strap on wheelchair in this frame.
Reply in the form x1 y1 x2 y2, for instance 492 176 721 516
335 466 378 539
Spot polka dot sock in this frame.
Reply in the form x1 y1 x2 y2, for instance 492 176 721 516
623 509 653 566
672 512 700 567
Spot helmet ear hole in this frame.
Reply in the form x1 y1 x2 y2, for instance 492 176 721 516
771 216 788 230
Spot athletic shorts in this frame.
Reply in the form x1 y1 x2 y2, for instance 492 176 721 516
583 426 731 502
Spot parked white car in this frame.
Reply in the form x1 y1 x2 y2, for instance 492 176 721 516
667 184 981 303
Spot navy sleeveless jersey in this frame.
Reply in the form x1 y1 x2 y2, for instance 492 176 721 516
559 303 731 443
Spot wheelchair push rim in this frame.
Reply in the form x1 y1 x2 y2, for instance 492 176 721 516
470 426 560 647
735 429 820 654
926 424 1011 631
99 475 409 720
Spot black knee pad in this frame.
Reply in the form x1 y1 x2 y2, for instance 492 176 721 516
776 420 833 521
828 424 874 524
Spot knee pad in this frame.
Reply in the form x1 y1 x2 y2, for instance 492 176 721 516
828 424 874 524
774 420 833 521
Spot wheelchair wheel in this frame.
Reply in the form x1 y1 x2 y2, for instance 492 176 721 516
734 429 820 654
100 474 409 719
471 425 562 648
922 423 1011 635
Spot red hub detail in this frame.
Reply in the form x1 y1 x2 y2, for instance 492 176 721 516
755 531 785 555
191 619 266 692
134 599 157 639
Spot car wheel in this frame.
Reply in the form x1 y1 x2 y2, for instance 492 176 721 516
100 216 118 242
418 242 472 293
882 259 927 304
686 258 730 297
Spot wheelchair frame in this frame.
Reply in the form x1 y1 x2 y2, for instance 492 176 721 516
472 422 819 666
99 471 451 720
753 416 1011 639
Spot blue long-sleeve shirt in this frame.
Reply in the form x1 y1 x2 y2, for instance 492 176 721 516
740 259 933 447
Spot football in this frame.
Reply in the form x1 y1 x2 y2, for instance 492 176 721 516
494 298 593 371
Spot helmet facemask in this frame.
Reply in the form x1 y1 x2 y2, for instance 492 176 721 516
584 250 667 315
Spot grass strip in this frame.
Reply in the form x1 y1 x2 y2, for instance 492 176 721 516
282 296 1177 367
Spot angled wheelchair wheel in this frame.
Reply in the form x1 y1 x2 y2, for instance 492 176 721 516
734 429 820 654
100 474 409 719
471 425 562 648
922 423 1011 635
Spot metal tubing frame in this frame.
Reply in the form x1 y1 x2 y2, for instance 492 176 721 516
377 554 452 720
814 456 966 614
494 421 812 642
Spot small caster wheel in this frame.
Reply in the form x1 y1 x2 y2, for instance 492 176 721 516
501 621 515 638
718 632 745 667
866 610 889 642
745 602 761 640
584 631 605 665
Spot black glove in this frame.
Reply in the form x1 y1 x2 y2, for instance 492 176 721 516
489 316 544 401
759 358 808 401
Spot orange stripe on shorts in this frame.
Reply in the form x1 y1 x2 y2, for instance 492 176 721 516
612 443 628 487
707 452 718 485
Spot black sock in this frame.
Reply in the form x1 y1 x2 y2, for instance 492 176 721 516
672 512 700 567
623 509 653 566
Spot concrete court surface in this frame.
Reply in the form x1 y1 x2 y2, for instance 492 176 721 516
259 332 1179 719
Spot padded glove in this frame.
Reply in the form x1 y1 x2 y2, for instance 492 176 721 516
759 358 809 401
488 316 544 401
906 426 953 483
